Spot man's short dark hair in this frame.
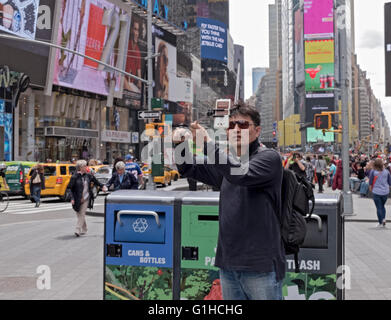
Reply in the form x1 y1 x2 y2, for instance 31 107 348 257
230 101 261 127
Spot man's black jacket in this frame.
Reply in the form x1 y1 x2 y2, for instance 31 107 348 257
69 173 103 212
106 172 138 191
175 139 286 281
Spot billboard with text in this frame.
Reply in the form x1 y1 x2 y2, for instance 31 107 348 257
305 97 335 123
197 17 227 63
304 0 334 39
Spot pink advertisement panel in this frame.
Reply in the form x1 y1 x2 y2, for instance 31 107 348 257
53 0 121 96
304 0 334 39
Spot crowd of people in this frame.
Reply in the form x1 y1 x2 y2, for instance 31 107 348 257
282 150 391 228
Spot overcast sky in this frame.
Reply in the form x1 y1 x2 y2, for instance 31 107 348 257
229 0 391 124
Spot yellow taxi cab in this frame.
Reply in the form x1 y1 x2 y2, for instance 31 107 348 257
25 163 76 201
141 164 172 187
168 168 180 181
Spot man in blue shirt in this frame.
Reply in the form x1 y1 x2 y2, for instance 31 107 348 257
125 154 143 187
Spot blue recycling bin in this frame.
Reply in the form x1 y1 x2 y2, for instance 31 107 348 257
104 190 183 300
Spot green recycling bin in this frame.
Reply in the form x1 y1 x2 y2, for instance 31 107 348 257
178 192 344 301
180 192 221 300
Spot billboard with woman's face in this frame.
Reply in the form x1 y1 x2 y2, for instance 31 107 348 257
53 0 122 96
153 26 177 102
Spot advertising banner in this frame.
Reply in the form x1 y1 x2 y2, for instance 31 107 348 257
53 0 122 96
307 127 335 143
304 0 334 39
171 77 193 103
305 97 335 123
0 0 54 87
0 0 40 39
305 63 334 93
197 17 227 63
154 32 177 102
295 9 305 86
305 40 334 64
122 12 147 108
0 100 12 161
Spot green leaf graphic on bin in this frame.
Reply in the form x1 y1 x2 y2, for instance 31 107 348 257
105 265 173 300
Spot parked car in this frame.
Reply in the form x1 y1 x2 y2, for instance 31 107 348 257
5 161 37 197
94 166 112 194
25 163 76 201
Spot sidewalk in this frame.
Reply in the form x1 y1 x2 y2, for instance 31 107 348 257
344 192 391 299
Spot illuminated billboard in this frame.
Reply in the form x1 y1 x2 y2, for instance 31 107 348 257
0 0 40 39
295 9 305 85
305 40 334 64
53 0 122 96
304 0 334 40
305 97 335 123
307 127 335 143
197 17 228 63
305 40 335 93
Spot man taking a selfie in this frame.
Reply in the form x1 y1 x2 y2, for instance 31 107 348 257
173 102 285 300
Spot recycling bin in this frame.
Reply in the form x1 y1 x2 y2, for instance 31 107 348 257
104 190 184 300
180 192 221 300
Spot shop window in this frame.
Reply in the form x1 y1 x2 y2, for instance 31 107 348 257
44 166 57 177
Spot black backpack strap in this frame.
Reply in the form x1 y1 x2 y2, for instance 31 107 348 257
294 252 300 273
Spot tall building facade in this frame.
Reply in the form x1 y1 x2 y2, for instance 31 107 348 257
234 45 245 101
252 67 268 96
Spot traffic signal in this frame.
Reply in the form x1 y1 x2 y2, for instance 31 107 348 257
371 124 375 132
314 114 331 130
272 131 276 137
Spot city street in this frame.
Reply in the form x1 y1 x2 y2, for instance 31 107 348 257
0 182 389 300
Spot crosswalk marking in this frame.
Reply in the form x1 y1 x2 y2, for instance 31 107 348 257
0 197 105 215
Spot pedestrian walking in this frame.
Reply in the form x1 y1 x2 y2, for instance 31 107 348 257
29 164 45 207
315 155 327 193
173 102 285 300
305 156 315 184
106 161 139 191
369 158 391 228
69 160 106 237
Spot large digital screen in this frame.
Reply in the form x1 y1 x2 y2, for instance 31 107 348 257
0 0 40 39
305 39 334 93
53 0 121 96
0 0 54 87
304 0 334 40
305 97 335 123
152 25 177 102
307 127 335 143
197 17 227 63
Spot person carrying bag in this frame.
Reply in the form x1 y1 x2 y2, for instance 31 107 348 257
369 159 391 228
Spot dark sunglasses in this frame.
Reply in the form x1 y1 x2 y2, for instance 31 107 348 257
228 120 254 130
